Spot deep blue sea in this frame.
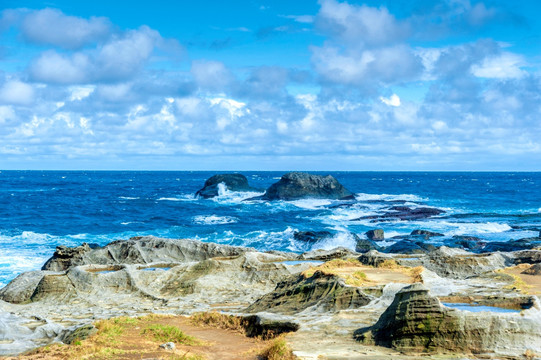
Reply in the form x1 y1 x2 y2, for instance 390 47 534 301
1 171 541 288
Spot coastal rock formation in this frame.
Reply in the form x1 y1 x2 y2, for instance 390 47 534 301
365 229 384 241
523 263 541 275
445 235 485 251
42 236 250 271
353 207 445 222
195 173 259 198
410 229 444 238
354 283 541 357
246 271 373 314
293 230 333 243
355 238 382 253
259 172 354 201
384 240 437 254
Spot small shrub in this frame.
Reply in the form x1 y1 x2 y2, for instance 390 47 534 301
378 259 399 269
259 336 296 360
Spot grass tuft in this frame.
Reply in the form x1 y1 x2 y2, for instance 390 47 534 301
142 324 199 345
191 311 246 334
258 336 296 360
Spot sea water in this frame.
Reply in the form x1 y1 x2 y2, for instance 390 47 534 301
1 171 540 288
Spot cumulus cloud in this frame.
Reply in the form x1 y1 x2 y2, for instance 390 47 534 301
471 52 525 79
191 60 234 91
20 8 111 49
29 26 176 84
0 80 34 105
380 94 400 107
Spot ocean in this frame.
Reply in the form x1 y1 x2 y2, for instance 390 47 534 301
1 171 540 288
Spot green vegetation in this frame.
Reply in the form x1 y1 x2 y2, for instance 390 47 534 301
142 324 200 345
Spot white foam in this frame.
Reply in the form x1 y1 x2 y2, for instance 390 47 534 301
211 183 264 204
118 196 139 200
312 232 357 251
192 215 238 225
355 193 427 202
289 199 332 210
418 221 512 235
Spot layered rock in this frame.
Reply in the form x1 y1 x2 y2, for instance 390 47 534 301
353 207 445 222
259 172 354 201
355 283 541 357
246 271 373 314
42 236 250 271
195 173 259 198
365 229 384 241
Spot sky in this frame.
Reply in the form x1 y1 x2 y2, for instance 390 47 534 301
0 0 540 170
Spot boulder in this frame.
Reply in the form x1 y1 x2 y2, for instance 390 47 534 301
354 283 541 357
410 230 444 239
260 172 354 201
293 231 333 243
365 229 384 241
355 238 381 253
246 271 373 314
482 238 541 253
195 174 259 198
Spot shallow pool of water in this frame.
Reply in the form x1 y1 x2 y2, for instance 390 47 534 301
443 303 521 313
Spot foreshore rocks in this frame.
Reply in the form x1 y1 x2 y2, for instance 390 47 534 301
355 283 541 356
258 172 354 201
2 236 541 359
195 173 259 198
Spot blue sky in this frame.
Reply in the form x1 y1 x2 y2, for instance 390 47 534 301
0 0 540 170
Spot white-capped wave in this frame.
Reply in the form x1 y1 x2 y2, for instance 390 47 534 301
192 215 238 225
355 193 427 202
118 196 139 200
419 221 512 235
289 199 332 210
311 231 357 251
211 183 264 204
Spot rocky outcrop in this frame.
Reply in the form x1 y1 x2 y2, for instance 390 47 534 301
384 240 437 254
246 271 373 314
353 207 445 222
410 230 444 238
445 235 485 251
297 247 358 261
293 231 333 243
366 229 384 241
60 324 97 344
195 174 259 198
242 313 300 338
481 237 541 253
259 172 354 201
355 283 541 357
355 238 381 253
523 263 541 275
42 236 250 271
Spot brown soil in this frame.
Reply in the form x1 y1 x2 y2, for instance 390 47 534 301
6 315 269 360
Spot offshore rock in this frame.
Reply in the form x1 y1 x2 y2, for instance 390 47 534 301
354 283 541 357
42 236 250 271
293 230 333 243
260 172 354 201
355 238 382 253
384 240 437 254
246 271 373 314
410 230 444 239
445 235 485 251
481 237 541 253
195 173 259 198
365 229 384 241
353 207 445 222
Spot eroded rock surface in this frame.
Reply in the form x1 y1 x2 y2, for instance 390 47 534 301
195 173 260 198
259 172 354 201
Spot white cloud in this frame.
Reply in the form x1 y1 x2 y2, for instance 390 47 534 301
0 80 34 105
191 60 233 91
316 0 408 46
20 8 111 49
380 94 401 107
471 52 525 79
